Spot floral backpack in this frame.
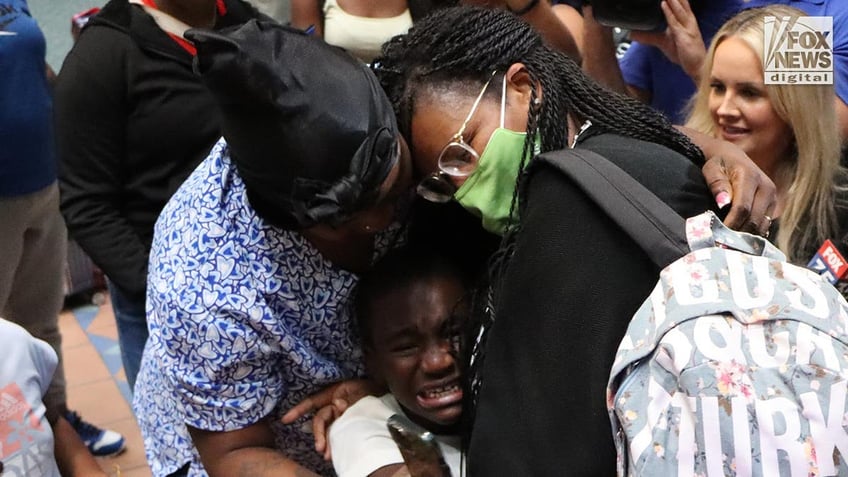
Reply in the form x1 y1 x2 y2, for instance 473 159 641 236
544 149 848 477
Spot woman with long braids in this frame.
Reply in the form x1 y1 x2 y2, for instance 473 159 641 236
372 5 776 474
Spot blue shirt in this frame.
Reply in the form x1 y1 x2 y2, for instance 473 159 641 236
743 0 848 107
619 0 743 124
0 0 55 197
133 139 397 476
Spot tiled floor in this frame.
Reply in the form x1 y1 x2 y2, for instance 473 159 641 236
60 294 152 477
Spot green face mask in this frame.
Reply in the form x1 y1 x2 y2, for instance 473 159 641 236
454 129 528 235
454 76 536 236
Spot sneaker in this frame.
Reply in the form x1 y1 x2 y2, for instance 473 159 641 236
65 410 126 456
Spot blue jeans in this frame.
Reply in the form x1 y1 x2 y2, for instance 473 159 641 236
109 283 148 392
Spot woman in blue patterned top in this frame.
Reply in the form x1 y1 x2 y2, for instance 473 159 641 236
132 21 412 477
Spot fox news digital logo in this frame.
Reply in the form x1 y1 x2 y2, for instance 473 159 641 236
764 15 833 85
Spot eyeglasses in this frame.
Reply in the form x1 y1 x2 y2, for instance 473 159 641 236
416 71 498 203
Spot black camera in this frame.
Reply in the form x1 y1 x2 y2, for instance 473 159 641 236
589 0 666 31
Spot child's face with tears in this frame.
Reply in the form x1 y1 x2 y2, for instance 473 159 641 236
364 274 468 433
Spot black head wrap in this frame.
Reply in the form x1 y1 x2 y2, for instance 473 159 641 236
186 20 400 230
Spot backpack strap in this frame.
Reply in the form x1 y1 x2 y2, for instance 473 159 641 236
534 148 690 269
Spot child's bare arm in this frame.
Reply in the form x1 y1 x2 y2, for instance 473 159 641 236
49 411 109 477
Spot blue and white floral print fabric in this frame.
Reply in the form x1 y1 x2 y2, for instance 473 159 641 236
134 138 386 476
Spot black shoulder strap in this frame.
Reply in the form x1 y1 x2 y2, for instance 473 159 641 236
535 148 690 269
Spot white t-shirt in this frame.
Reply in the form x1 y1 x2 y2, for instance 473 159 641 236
329 394 462 477
0 318 59 477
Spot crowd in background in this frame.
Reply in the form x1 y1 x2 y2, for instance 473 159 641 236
2 0 848 475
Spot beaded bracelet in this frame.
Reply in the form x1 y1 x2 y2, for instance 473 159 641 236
508 0 541 16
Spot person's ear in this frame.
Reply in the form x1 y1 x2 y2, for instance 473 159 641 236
504 62 540 108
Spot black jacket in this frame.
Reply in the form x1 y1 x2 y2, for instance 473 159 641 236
55 0 261 300
467 132 718 476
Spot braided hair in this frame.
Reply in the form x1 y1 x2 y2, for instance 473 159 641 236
375 5 705 166
373 5 706 439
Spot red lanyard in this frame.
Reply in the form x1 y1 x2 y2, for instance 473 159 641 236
141 0 227 55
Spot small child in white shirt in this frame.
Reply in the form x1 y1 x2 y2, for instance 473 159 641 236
329 248 471 477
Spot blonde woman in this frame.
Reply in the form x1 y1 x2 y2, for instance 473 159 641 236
687 5 848 264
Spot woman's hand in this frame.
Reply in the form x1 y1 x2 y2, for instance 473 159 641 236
630 0 706 81
677 125 777 236
282 379 383 461
702 150 777 236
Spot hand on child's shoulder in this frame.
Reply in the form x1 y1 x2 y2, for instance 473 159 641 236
281 378 383 461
